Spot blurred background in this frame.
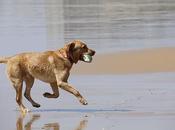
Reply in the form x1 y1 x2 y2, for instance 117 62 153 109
0 0 175 54
1 0 175 74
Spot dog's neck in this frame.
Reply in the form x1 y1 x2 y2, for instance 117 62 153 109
55 48 74 64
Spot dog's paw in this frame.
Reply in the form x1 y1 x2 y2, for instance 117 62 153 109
43 92 52 98
20 107 30 114
32 103 41 108
79 98 88 105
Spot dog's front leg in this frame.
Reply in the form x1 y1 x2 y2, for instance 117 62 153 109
55 73 88 105
59 81 88 105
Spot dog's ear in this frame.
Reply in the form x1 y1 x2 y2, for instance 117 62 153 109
67 42 75 52
66 42 75 62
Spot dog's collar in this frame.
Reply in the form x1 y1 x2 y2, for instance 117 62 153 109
58 50 73 63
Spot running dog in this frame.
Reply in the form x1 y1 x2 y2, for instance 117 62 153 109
0 40 95 113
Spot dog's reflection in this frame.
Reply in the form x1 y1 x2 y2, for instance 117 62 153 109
16 114 88 130
16 114 40 130
43 123 60 130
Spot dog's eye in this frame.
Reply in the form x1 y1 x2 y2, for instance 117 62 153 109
82 45 87 49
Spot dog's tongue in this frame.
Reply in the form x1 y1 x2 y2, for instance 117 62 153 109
83 54 92 63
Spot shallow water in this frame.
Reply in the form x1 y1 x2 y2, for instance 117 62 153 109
0 72 175 130
0 0 175 54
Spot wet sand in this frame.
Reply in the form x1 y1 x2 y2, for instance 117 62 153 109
72 47 175 74
0 70 175 130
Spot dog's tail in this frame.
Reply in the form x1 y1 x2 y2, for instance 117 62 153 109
0 57 10 64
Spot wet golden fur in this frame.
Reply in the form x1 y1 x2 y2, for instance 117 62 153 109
0 40 95 113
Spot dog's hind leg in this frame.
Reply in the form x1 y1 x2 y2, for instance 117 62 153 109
11 78 28 113
43 82 59 98
7 63 28 113
24 75 40 108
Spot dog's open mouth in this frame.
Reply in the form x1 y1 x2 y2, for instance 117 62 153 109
82 54 92 63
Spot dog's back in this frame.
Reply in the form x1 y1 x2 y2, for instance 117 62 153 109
0 57 10 63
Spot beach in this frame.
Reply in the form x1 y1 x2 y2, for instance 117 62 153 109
1 47 175 130
72 47 175 74
0 47 175 130
0 71 175 130
0 0 175 129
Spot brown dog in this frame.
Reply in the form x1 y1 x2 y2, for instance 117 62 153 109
0 40 95 113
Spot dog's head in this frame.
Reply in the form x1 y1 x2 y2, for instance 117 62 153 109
65 40 95 64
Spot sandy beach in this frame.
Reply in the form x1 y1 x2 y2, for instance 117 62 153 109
0 71 175 130
0 47 175 130
72 47 175 74
0 0 175 129
0 48 175 130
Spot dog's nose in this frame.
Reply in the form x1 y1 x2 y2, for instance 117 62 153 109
91 50 96 56
89 49 95 56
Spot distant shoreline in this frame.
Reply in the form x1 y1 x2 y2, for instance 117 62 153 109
72 47 175 74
